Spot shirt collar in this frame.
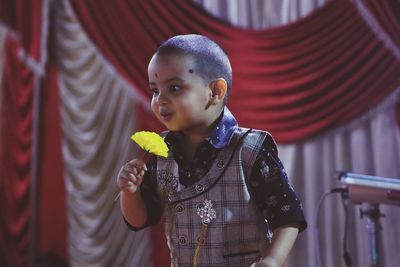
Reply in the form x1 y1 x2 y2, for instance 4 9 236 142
207 107 238 148
164 107 238 149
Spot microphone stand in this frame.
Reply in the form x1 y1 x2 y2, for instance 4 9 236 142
359 204 384 267
338 172 400 266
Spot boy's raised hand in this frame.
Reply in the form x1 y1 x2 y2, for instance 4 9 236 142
117 159 147 195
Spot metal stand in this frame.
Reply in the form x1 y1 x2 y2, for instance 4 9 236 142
360 204 384 267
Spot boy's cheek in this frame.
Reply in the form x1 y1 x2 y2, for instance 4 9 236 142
150 103 158 115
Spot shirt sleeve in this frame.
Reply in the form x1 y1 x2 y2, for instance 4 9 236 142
124 155 164 231
248 135 307 232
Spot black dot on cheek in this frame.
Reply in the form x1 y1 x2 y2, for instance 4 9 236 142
189 69 194 74
155 73 158 78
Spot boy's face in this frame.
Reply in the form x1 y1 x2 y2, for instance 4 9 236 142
148 53 216 133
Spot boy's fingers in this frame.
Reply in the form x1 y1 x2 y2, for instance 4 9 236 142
118 172 131 181
123 164 135 173
119 169 142 181
118 179 137 192
118 175 132 186
117 159 147 191
123 161 147 173
127 159 145 167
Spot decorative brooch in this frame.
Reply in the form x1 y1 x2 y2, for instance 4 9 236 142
193 199 216 267
197 199 216 224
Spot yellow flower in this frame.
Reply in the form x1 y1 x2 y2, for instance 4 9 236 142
130 131 169 158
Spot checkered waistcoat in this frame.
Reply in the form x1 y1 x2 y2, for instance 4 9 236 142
156 128 269 267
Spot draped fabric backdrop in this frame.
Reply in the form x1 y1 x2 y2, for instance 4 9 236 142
1 1 400 267
56 2 152 266
0 34 35 267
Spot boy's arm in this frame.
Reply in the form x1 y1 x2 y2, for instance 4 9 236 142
248 135 307 266
258 224 299 267
120 190 148 228
117 159 149 228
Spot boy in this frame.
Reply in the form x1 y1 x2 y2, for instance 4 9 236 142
117 34 307 267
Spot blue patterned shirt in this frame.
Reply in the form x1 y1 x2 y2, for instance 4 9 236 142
128 107 307 232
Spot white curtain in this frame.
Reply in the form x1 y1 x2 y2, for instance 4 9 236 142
193 0 328 29
280 91 400 267
56 1 152 266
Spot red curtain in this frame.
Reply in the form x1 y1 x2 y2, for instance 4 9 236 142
69 0 400 143
0 1 67 266
0 36 67 267
0 0 44 64
37 49 68 263
0 35 34 267
361 0 400 49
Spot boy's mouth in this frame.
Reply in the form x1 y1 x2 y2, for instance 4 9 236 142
159 111 173 121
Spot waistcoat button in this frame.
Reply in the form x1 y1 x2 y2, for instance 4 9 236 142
175 204 184 213
195 184 204 192
178 235 187 245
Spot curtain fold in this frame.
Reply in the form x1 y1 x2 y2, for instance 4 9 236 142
193 0 328 29
0 1 54 266
0 35 34 267
356 0 400 57
37 48 68 263
0 0 49 75
57 1 153 266
279 89 400 267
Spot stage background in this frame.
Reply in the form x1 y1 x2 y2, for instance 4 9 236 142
1 0 400 266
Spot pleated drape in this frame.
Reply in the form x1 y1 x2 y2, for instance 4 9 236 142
0 1 51 266
0 35 35 267
56 1 153 266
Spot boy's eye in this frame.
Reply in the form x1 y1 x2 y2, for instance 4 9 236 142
151 88 159 95
169 85 181 92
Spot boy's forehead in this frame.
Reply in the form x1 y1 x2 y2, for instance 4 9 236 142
152 52 196 66
148 53 196 77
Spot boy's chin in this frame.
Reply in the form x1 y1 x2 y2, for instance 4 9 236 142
164 124 180 132
168 128 182 133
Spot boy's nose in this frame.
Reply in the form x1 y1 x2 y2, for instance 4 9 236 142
154 91 169 104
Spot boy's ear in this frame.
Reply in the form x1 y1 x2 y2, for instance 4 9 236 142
209 78 227 105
